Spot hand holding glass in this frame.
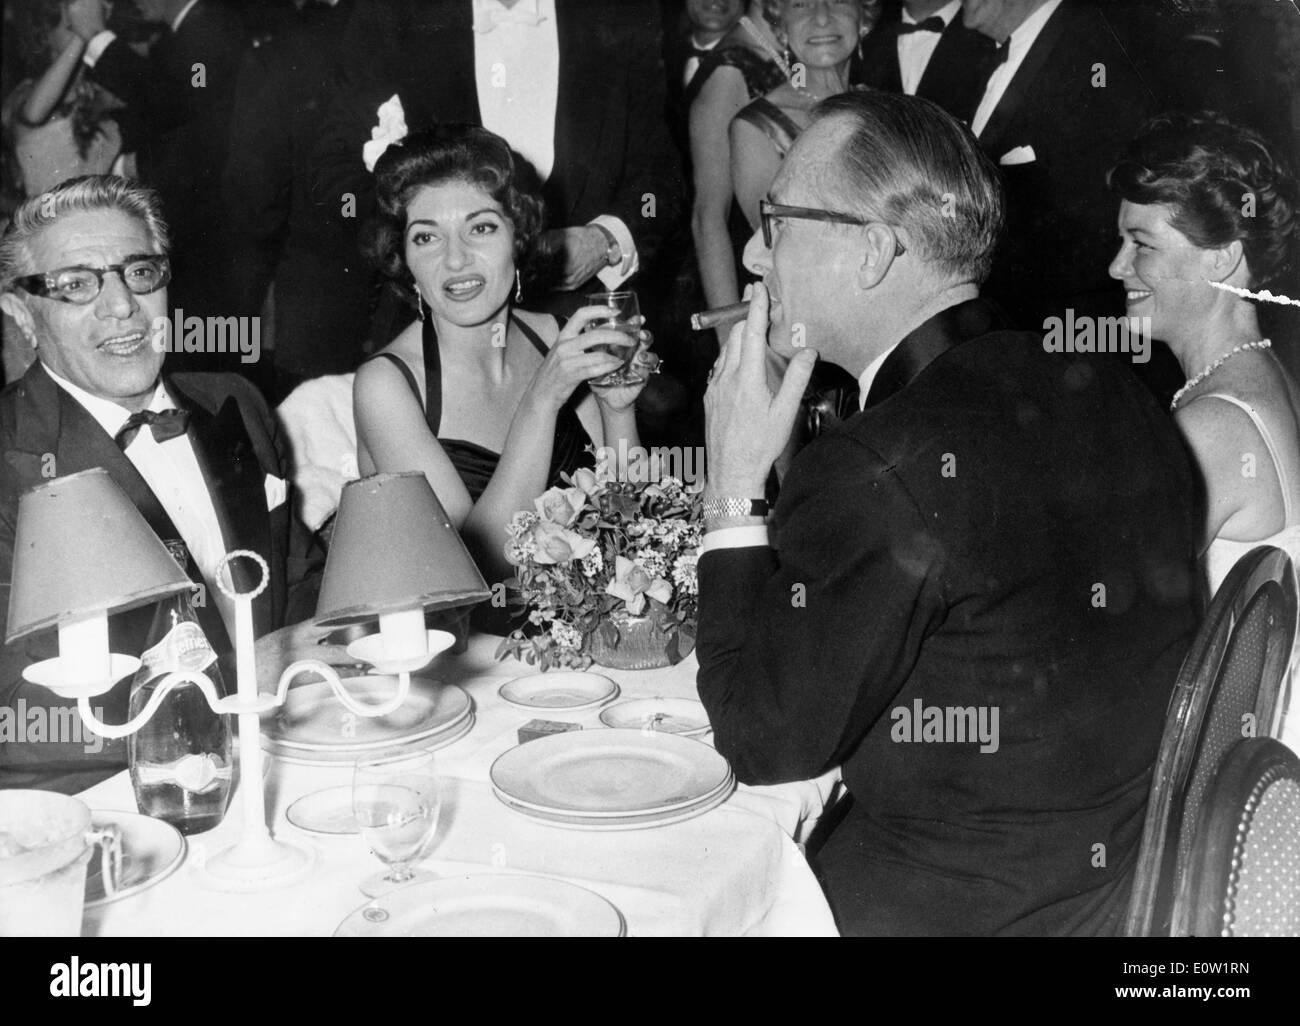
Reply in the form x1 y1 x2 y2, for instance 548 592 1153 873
584 291 645 388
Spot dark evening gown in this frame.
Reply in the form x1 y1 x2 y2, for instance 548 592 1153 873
366 310 593 501
365 309 594 634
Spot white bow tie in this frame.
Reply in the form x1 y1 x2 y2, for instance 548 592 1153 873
473 3 546 34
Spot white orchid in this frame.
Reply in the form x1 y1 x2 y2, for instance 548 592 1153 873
362 95 409 172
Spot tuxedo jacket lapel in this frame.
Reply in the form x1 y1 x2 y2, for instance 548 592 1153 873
864 299 1005 409
550 0 608 224
977 4 1070 158
406 0 480 126
169 378 275 638
917 13 997 125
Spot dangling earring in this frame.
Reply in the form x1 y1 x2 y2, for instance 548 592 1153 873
514 269 523 304
415 287 426 322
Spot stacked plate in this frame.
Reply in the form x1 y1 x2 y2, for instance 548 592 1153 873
490 729 734 830
334 874 625 937
261 676 473 766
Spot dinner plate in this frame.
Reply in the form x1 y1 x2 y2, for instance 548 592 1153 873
85 811 186 907
599 698 711 737
498 672 619 711
268 712 475 767
333 874 625 937
490 729 731 817
494 774 734 831
262 677 471 756
285 786 359 835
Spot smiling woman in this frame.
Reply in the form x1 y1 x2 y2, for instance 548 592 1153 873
352 126 655 601
1108 111 1300 597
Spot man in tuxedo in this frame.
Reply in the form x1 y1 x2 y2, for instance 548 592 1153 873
697 91 1198 935
664 0 744 164
313 0 684 298
223 0 369 399
961 0 1160 332
0 177 349 795
76 0 252 346
855 0 998 124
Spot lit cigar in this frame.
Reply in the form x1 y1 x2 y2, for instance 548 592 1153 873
691 302 750 331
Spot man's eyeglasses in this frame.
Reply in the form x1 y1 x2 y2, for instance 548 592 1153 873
11 255 171 305
759 198 906 256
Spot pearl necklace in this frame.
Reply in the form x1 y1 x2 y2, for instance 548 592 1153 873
740 15 792 78
1169 339 1272 412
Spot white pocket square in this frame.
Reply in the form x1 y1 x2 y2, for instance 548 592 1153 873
264 474 288 512
999 145 1037 166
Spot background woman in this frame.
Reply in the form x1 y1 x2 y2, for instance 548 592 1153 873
1108 111 1300 598
688 0 788 342
730 0 876 229
354 126 655 585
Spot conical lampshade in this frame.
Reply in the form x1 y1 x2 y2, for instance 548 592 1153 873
6 468 194 644
315 472 491 627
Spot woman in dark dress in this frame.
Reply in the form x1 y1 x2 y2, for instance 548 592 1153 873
354 126 655 584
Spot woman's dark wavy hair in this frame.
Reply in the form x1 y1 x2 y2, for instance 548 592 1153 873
1107 111 1299 289
362 124 551 308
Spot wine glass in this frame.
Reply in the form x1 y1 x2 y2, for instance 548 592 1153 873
352 750 442 897
585 290 645 388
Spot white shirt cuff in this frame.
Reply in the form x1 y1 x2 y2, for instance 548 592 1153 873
589 214 638 289
83 31 116 68
701 525 769 553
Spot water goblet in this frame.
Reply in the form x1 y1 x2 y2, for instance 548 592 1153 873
352 749 442 898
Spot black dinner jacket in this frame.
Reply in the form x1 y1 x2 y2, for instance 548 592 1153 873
856 5 998 124
975 0 1161 330
696 298 1199 936
89 0 248 245
0 362 321 795
311 0 685 273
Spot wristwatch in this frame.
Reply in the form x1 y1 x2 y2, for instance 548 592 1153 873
702 497 771 520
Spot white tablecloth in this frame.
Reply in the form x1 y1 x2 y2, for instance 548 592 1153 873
78 637 840 936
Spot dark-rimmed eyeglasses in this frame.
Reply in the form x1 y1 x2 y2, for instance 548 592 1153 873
759 198 906 256
11 255 171 305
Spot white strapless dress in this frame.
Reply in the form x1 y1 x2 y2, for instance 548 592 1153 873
1200 393 1300 753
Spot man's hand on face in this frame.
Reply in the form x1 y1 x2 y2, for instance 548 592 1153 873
546 226 619 291
254 618 355 693
704 283 817 498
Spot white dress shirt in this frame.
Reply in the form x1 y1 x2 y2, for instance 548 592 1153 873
470 0 638 288
44 365 237 635
970 0 1063 139
897 0 962 95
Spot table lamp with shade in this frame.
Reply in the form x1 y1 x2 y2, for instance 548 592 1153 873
7 468 490 892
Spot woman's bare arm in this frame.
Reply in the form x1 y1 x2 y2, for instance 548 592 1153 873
20 36 86 126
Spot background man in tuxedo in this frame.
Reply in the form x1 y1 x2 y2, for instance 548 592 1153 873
313 0 684 301
76 0 253 351
960 0 1160 333
696 91 1198 935
855 0 998 124
0 176 350 794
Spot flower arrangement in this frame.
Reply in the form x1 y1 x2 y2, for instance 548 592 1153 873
495 452 703 671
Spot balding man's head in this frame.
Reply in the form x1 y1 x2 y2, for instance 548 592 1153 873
812 91 1004 286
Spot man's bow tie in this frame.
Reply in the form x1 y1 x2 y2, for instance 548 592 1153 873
115 408 190 449
897 16 946 35
473 3 546 34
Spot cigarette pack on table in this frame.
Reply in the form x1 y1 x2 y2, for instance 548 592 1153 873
517 720 582 745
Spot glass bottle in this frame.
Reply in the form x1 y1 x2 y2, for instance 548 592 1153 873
127 540 233 835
